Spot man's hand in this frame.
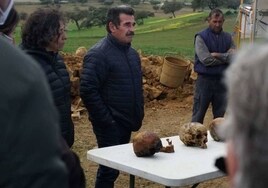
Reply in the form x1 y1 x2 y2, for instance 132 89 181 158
211 52 221 58
227 48 236 54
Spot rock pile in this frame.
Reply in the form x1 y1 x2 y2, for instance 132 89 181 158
61 48 196 118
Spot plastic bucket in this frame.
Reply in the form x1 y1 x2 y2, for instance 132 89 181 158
160 56 190 88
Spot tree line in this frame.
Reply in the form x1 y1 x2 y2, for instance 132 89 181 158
19 0 247 30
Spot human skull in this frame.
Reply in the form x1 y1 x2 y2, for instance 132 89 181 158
208 117 225 142
178 122 208 149
132 131 163 157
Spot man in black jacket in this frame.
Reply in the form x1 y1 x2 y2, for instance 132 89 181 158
80 5 144 188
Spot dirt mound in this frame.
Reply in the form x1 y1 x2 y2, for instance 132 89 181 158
61 51 197 117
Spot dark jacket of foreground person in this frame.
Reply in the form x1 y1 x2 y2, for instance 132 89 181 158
60 138 86 188
80 34 144 131
21 46 75 147
0 36 68 188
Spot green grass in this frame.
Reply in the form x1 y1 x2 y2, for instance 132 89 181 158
15 9 237 59
62 12 208 55
62 11 237 58
132 12 206 58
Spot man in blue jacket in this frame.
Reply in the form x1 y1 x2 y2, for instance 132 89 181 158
191 8 235 124
80 5 144 188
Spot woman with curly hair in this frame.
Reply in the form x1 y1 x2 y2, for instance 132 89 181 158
20 8 86 188
21 8 74 148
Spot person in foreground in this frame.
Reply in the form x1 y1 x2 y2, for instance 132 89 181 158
80 5 144 188
191 8 235 124
0 0 68 187
21 8 74 147
224 44 268 188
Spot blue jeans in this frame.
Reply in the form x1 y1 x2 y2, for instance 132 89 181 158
92 122 131 188
191 75 227 124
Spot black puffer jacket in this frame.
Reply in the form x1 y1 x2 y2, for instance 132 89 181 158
80 34 144 131
21 46 74 147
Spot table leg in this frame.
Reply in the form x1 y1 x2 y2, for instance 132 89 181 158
129 174 135 188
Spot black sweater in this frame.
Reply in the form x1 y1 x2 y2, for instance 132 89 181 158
22 46 74 147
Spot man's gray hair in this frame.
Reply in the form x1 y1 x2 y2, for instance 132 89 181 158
224 43 268 188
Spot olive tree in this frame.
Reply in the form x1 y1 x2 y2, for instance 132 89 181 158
161 1 183 18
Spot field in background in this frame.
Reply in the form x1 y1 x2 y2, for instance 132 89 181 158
14 2 237 58
60 11 236 58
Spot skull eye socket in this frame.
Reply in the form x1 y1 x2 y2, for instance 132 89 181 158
196 134 202 139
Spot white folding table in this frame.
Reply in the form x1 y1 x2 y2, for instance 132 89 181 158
87 135 226 188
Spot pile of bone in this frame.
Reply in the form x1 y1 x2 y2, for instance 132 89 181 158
132 118 225 158
178 117 225 149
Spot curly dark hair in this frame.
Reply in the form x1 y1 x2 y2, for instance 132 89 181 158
21 8 65 49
